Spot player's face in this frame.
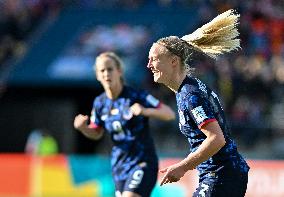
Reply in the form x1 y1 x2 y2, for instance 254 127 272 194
147 43 174 84
95 57 122 89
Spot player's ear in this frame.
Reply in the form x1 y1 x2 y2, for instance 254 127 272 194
171 55 179 66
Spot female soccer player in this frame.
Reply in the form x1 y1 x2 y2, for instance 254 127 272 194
147 10 249 197
74 52 175 197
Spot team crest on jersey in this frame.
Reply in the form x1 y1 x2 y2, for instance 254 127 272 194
122 109 133 120
146 95 159 107
191 106 208 124
178 110 186 125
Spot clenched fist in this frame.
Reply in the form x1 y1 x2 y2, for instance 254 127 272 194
74 114 89 130
130 103 145 116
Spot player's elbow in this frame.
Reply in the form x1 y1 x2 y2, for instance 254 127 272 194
82 127 104 140
216 134 226 149
208 133 226 152
92 133 104 140
91 128 104 140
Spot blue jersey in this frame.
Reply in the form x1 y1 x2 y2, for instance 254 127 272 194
176 76 249 181
90 86 159 182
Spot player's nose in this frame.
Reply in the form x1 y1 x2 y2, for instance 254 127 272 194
147 60 152 69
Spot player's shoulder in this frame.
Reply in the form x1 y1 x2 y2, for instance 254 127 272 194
180 76 200 94
178 77 210 101
123 85 158 106
95 91 107 100
93 92 107 105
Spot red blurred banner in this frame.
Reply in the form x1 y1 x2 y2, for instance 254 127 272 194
0 154 283 197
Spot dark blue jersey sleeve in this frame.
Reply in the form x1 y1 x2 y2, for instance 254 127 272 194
137 90 161 108
187 93 217 128
90 97 103 128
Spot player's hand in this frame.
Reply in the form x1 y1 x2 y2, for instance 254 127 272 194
74 114 89 130
159 163 186 186
130 103 145 116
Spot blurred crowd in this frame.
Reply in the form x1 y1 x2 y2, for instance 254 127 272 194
192 0 284 151
0 0 63 66
1 0 284 156
0 0 66 98
65 23 151 85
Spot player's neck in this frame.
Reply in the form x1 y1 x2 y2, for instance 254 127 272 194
166 72 186 93
105 83 123 99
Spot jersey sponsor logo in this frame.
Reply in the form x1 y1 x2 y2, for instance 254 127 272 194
128 169 144 189
178 110 186 125
191 106 208 124
146 94 159 107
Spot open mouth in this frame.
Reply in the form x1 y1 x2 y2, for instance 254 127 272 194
152 70 159 75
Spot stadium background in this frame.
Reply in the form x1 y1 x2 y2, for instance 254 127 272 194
0 0 283 196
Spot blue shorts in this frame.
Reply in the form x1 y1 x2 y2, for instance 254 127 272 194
114 162 158 197
193 173 248 197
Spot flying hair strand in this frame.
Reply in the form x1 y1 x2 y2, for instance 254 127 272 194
181 9 241 59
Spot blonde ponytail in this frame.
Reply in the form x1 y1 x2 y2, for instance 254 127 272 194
181 9 240 59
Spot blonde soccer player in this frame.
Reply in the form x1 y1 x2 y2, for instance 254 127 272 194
147 9 249 197
74 52 175 197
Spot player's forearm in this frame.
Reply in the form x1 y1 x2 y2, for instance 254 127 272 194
78 126 104 140
179 134 226 172
143 104 175 121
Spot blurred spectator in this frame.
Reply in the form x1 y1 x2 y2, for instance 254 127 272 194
25 129 58 156
0 0 62 69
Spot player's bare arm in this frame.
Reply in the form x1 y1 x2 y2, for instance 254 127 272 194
130 103 175 121
73 114 104 140
180 121 226 170
160 121 226 185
